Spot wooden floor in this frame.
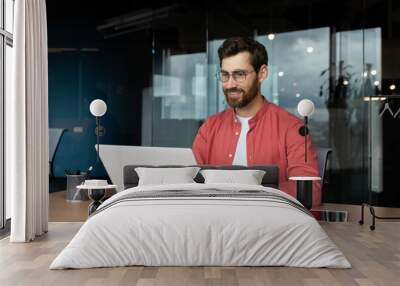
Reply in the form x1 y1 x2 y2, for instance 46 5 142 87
49 190 115 222
0 191 398 285
1 221 400 286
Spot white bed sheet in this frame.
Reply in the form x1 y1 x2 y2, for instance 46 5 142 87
50 183 351 269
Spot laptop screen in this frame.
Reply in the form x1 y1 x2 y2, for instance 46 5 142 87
98 145 197 192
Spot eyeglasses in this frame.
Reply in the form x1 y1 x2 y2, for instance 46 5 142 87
216 70 256 83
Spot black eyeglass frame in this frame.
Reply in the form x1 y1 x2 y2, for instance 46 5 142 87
216 69 258 83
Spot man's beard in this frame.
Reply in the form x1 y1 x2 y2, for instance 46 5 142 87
224 79 259 109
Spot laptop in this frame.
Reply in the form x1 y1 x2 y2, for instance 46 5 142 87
98 145 197 192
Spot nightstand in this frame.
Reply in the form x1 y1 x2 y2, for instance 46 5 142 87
77 184 117 215
289 176 321 210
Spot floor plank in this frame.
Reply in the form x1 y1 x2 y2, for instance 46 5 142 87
49 190 115 222
1 221 400 285
1 191 398 285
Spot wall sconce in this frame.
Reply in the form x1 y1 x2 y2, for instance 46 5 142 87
292 99 318 210
89 99 107 161
297 99 315 162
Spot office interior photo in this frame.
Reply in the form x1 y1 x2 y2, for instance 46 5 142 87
1 0 400 285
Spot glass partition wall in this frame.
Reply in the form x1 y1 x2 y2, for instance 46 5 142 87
147 1 397 207
148 10 208 147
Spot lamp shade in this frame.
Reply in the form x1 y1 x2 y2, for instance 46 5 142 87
297 99 315 117
90 99 107 117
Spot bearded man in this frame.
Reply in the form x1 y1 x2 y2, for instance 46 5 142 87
192 37 322 206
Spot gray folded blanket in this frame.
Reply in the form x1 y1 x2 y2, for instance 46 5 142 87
90 189 312 218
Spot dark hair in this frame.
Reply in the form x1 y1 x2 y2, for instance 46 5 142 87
218 37 268 71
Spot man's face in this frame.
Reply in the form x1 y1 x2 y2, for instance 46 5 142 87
220 51 260 109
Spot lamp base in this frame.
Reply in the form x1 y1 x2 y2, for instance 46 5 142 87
296 180 313 210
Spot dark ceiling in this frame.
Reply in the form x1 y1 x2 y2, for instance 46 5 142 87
46 0 400 40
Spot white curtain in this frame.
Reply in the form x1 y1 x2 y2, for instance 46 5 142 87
7 0 49 242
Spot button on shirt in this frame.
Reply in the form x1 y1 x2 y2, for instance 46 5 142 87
232 115 251 166
192 98 322 207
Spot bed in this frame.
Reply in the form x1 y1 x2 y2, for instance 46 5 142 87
50 165 350 269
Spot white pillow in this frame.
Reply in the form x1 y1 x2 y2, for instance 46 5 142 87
200 169 266 185
135 167 201 186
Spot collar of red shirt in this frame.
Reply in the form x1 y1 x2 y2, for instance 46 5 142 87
230 97 270 128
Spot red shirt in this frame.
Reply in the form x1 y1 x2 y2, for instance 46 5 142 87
192 99 321 206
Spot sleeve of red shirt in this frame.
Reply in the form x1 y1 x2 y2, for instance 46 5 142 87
280 120 322 207
192 121 208 165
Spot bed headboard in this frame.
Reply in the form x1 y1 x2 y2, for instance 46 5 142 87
123 165 279 190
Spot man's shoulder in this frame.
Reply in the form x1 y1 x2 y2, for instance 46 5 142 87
203 108 232 126
267 101 303 127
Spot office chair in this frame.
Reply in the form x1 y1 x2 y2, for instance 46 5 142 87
49 128 66 178
316 147 332 193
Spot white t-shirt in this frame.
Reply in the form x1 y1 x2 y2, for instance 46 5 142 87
233 115 251 166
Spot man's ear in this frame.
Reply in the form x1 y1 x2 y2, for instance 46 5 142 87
258 64 268 83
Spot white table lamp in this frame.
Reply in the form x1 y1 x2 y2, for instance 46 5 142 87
297 98 315 117
297 99 315 162
90 99 107 161
294 99 317 210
